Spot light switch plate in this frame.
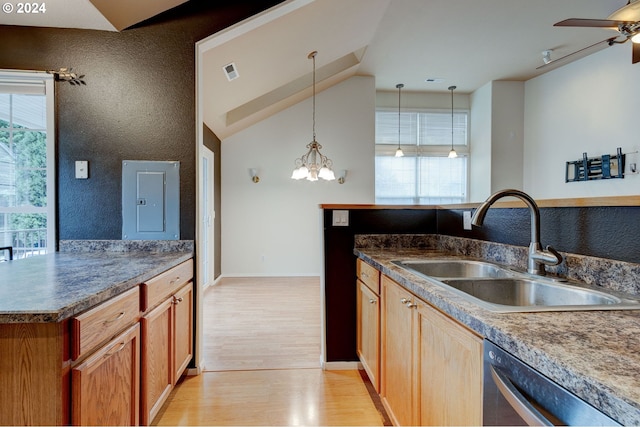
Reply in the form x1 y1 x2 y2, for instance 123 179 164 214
332 210 349 226
75 161 88 179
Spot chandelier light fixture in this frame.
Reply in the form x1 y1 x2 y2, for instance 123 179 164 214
395 83 404 157
291 51 335 181
448 85 458 159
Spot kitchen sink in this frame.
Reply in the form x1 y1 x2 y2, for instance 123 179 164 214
440 278 629 311
391 259 515 279
392 258 640 312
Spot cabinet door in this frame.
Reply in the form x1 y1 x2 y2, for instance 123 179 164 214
381 275 415 426
72 323 140 426
357 279 380 391
173 281 193 383
417 303 483 426
141 298 173 425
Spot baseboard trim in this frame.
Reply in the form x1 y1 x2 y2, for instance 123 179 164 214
322 361 362 370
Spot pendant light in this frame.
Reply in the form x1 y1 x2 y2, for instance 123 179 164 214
291 51 335 181
395 83 404 157
448 85 458 159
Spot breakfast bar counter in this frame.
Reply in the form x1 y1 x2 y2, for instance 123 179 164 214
0 250 193 323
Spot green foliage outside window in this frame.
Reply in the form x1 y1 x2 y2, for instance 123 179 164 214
0 119 47 231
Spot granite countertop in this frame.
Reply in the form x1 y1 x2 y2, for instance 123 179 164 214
355 247 640 426
0 251 193 323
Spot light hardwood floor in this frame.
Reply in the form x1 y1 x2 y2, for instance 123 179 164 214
202 276 321 371
152 277 386 426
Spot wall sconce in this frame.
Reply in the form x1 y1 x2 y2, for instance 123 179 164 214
249 168 260 183
337 170 347 184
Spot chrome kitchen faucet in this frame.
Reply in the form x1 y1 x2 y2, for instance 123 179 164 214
471 189 562 276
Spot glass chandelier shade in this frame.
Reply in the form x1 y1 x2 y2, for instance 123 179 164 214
291 51 335 181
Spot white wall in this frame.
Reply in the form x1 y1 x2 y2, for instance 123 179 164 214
491 81 524 193
221 76 375 276
524 44 640 198
469 81 524 202
469 83 492 202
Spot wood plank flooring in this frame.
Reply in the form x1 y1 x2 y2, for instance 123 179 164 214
153 369 385 426
152 277 386 426
202 277 321 371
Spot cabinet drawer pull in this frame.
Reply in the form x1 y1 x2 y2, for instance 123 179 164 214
361 272 369 279
104 311 125 325
169 275 181 285
173 296 184 304
104 342 126 358
406 301 417 309
369 299 376 304
400 298 410 304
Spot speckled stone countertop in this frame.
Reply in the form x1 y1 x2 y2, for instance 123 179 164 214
0 247 193 323
355 237 640 426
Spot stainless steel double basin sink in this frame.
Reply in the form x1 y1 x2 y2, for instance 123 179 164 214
392 259 640 313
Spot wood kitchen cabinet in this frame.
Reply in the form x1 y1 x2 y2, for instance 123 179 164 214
381 274 416 426
70 286 142 426
416 301 482 426
172 281 193 381
356 259 381 391
71 323 141 426
380 274 483 426
0 256 194 426
140 260 193 425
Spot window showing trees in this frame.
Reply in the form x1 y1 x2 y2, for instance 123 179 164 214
0 73 54 259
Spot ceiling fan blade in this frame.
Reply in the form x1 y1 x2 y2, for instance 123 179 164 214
633 42 640 63
536 37 617 70
554 18 627 29
608 0 640 21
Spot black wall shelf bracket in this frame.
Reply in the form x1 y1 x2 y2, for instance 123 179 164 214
565 147 626 183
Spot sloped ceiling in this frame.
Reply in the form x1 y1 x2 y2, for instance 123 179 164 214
199 0 391 139
0 0 630 140
88 0 189 31
0 0 189 31
199 0 628 139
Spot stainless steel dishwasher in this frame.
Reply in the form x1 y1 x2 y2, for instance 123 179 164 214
483 339 621 426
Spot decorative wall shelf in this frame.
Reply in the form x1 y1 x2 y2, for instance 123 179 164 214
566 148 625 183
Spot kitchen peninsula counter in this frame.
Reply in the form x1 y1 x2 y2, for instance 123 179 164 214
355 245 640 426
0 250 193 323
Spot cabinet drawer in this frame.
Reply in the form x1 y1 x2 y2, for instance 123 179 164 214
72 286 141 361
141 259 193 312
357 259 380 294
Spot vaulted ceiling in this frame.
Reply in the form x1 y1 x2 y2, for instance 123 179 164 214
1 0 631 139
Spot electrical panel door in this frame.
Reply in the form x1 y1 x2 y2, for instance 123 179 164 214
122 161 179 240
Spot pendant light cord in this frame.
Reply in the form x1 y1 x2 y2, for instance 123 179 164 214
398 85 401 148
310 51 317 142
449 85 456 152
396 83 404 152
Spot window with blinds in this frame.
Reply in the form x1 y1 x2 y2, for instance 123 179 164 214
375 109 469 204
0 71 55 259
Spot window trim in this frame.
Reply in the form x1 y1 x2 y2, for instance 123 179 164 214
0 70 56 254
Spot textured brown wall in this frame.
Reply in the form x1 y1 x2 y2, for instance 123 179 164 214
0 1 282 241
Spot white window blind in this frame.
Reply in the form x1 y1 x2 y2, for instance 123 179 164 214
375 108 469 204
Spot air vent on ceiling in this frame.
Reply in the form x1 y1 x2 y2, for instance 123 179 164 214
223 62 239 81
